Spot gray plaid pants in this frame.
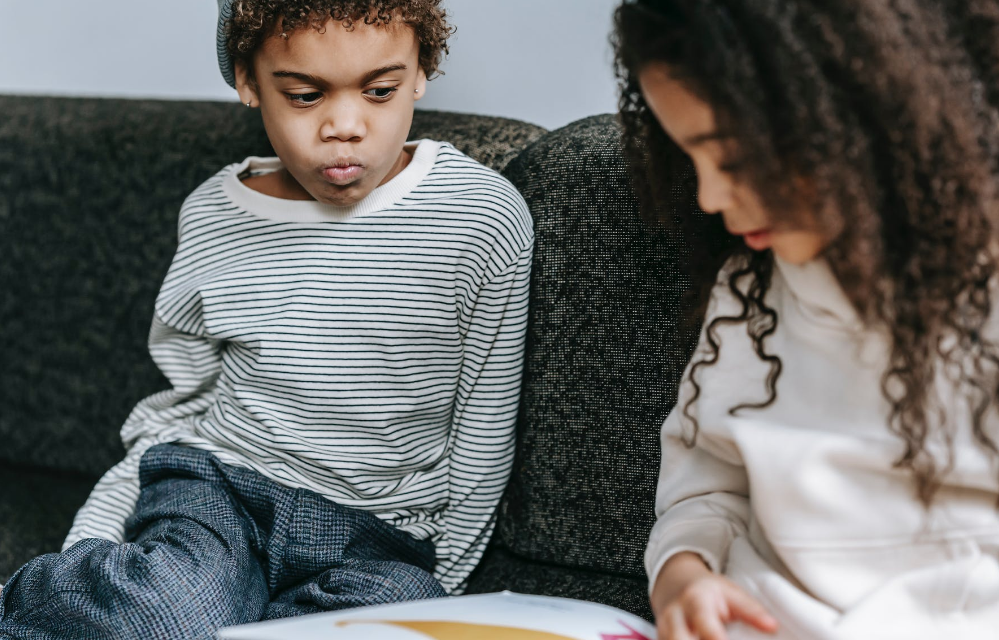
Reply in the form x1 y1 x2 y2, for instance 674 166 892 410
0 444 446 639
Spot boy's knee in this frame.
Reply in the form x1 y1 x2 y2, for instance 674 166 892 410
115 526 267 613
381 562 448 599
265 559 445 619
330 559 447 602
0 534 266 639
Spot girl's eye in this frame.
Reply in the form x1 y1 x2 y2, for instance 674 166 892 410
718 158 747 174
364 87 398 100
287 92 322 106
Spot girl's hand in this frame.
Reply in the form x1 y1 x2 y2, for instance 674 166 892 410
652 552 778 640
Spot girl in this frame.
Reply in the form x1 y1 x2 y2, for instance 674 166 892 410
614 0 999 638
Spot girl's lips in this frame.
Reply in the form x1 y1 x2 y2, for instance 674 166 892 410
322 165 363 186
742 230 772 251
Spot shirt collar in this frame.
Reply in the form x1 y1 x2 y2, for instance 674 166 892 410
773 255 862 329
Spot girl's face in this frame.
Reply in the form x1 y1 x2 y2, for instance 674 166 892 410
638 62 830 264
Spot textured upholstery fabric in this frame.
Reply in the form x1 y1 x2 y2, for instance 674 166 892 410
410 110 548 172
465 546 653 621
0 96 546 479
0 466 96 583
496 115 699 579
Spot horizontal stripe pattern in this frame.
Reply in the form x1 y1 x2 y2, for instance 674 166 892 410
64 141 533 594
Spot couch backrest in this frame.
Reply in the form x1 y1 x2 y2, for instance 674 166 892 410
1 96 703 582
495 115 701 579
0 95 545 476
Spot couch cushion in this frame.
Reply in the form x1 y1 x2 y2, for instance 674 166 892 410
0 466 98 583
497 114 699 579
0 95 545 478
465 546 652 621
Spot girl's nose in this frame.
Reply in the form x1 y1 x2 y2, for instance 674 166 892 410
696 170 734 215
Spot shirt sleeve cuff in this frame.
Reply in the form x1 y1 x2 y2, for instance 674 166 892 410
645 519 737 595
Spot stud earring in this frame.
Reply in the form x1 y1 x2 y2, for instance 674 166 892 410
415 89 419 94
245 101 251 107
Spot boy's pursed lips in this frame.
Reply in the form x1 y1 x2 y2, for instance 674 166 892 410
321 156 365 185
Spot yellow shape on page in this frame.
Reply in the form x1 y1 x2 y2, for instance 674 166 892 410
335 619 579 640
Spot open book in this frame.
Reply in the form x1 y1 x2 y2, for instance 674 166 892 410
217 591 656 640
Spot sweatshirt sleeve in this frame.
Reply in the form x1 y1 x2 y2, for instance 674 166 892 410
645 265 753 592
432 232 533 594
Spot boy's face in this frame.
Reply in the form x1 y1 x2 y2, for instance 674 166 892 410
236 16 426 206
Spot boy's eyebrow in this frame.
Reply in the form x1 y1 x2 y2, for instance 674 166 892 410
272 70 327 85
271 64 409 87
360 63 408 85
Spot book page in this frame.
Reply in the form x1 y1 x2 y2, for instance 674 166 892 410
218 591 656 640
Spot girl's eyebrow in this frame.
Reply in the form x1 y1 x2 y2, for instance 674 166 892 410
683 131 733 148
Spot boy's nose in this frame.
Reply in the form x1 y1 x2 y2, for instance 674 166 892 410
319 104 365 142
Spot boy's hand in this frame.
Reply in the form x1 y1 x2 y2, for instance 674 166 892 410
651 552 778 640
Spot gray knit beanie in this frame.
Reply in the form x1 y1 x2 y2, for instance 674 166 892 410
217 0 236 88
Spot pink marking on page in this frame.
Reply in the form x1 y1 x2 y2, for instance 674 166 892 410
599 620 654 640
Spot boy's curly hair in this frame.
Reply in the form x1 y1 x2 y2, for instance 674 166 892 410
226 0 453 79
614 0 999 506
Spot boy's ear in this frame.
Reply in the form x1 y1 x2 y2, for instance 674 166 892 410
414 68 427 102
234 61 260 107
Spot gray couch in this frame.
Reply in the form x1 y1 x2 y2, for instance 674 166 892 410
0 95 699 621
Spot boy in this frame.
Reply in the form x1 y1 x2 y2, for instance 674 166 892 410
0 1 532 637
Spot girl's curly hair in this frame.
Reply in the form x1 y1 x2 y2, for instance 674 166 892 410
613 0 999 506
226 0 453 80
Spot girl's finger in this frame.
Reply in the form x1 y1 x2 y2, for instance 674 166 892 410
724 585 779 633
655 606 677 640
689 602 729 640
665 604 695 640
656 610 673 640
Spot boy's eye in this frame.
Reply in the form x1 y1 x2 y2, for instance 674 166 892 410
287 92 322 106
364 87 398 100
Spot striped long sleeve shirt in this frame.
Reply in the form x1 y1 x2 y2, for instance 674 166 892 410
64 140 533 593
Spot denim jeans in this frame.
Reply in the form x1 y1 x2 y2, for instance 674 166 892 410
0 444 446 639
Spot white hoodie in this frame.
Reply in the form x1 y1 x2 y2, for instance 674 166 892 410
646 257 999 640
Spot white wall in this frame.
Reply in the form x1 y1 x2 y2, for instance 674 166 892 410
0 1 620 130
